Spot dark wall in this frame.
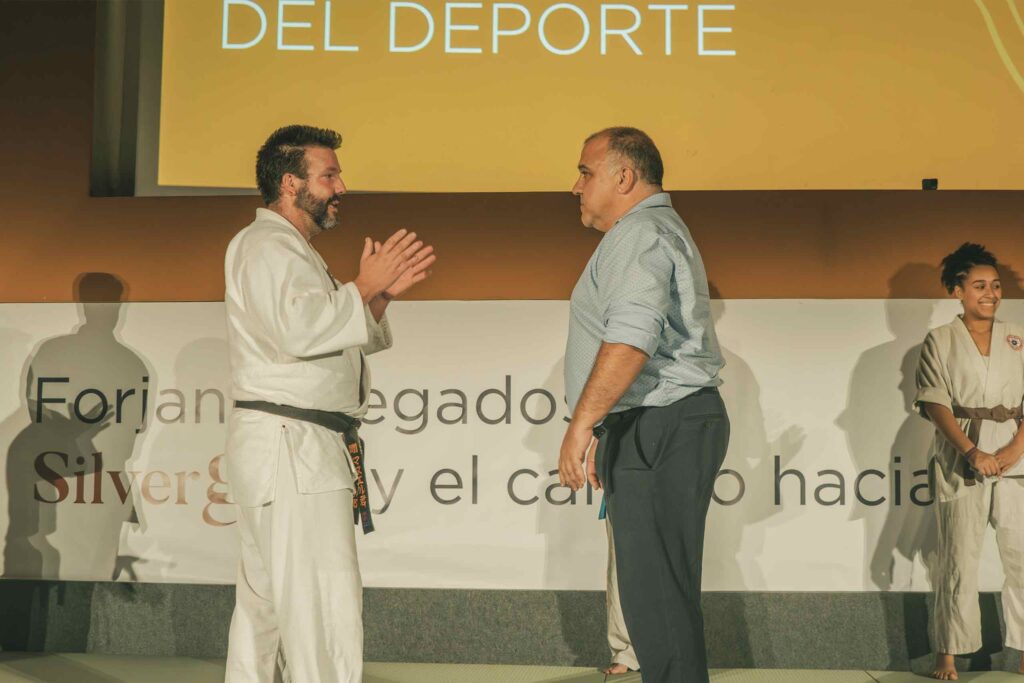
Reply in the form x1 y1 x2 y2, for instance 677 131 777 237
6 581 1011 674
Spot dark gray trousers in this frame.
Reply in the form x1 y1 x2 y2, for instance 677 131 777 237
597 388 730 683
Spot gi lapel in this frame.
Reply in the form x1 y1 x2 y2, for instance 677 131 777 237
300 234 368 402
953 315 991 397
985 320 1009 403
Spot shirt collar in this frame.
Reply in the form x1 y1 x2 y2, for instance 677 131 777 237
613 192 673 227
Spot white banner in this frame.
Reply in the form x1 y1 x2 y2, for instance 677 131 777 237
1 299 1021 591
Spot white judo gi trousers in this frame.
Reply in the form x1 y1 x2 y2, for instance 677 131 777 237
225 450 362 683
606 517 639 671
934 475 1024 654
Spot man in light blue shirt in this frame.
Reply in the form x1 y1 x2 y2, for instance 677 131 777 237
559 127 729 683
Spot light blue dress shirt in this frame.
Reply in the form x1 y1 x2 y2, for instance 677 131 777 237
564 192 724 416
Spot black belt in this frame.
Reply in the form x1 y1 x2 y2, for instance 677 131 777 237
235 400 374 534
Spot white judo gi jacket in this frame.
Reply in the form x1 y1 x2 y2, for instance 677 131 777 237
224 208 392 507
916 317 1024 500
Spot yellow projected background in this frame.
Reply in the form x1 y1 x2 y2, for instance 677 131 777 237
159 0 1024 191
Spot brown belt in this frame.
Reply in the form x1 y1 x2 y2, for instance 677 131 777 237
953 405 1024 424
952 405 1023 484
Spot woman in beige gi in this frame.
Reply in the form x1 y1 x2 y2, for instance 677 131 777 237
916 243 1024 680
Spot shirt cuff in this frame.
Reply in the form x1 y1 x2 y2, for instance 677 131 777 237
603 303 664 357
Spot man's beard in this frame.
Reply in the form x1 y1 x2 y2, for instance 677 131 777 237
296 185 340 231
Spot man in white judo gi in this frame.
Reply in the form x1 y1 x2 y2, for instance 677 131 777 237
223 124 435 683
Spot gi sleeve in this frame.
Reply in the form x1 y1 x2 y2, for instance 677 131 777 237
363 307 394 356
599 225 673 358
238 233 368 358
915 330 954 420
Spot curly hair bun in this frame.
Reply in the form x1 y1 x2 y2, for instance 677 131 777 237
939 242 998 294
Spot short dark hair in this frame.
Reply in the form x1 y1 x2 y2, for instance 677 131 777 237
586 126 664 186
256 125 342 204
940 242 998 293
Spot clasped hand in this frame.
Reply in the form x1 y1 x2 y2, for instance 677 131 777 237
354 229 436 302
969 447 1022 477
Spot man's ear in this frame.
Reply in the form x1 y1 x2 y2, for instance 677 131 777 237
281 173 299 198
616 166 638 194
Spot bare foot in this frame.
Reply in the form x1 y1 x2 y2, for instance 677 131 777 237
602 663 630 675
929 653 958 680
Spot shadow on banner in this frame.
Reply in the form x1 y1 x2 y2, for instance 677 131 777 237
702 284 806 668
837 263 940 670
1 273 153 652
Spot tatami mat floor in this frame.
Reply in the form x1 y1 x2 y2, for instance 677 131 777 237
0 654 1021 682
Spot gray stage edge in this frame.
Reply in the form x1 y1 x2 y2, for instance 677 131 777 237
0 583 1020 673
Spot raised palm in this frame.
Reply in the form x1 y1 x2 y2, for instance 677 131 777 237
383 241 436 299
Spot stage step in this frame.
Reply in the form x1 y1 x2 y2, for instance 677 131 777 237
0 654 1021 682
